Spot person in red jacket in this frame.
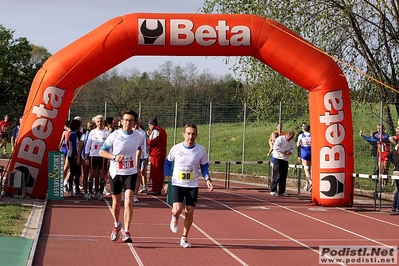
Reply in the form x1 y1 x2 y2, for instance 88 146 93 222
0 115 11 154
147 117 167 195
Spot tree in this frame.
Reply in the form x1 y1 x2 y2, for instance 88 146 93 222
201 0 399 132
0 25 50 121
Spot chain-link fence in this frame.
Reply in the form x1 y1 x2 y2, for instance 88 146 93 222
2 99 398 185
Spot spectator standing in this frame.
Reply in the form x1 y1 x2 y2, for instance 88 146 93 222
111 118 121 132
11 116 22 152
359 124 385 175
84 115 110 200
66 119 82 197
386 144 399 213
270 130 295 197
297 124 312 191
0 115 11 154
132 117 149 202
267 132 279 158
268 123 285 166
99 109 143 243
163 123 213 248
269 123 285 140
147 117 167 195
60 120 70 192
360 124 390 188
77 121 96 200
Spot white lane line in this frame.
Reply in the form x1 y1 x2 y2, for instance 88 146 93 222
217 190 397 249
200 195 344 266
153 196 249 266
42 234 397 243
336 207 399 227
105 198 144 266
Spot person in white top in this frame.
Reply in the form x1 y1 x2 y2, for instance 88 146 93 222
297 124 312 191
84 115 110 201
270 130 295 197
133 117 149 201
163 123 213 248
99 109 143 243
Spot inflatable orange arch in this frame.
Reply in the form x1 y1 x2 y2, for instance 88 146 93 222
6 13 354 206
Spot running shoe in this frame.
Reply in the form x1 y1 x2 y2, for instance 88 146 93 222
180 237 191 248
280 193 288 197
104 188 111 195
110 222 122 242
123 231 133 243
139 187 147 193
170 213 179 233
269 191 279 197
98 194 104 201
133 195 139 203
68 191 73 197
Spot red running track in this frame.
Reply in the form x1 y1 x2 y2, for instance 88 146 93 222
25 179 399 265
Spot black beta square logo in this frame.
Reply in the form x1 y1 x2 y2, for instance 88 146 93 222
138 19 165 45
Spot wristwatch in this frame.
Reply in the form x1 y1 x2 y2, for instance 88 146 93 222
112 155 116 161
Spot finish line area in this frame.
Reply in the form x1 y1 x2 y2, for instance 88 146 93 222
31 178 397 266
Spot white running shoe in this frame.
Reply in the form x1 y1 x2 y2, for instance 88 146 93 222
103 188 111 195
170 214 179 233
139 187 147 193
123 231 133 243
180 237 191 248
270 191 279 196
110 222 122 242
133 195 139 203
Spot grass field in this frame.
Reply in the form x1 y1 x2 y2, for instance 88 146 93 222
0 204 32 236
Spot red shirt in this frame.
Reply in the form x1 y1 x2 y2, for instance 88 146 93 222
148 125 167 157
0 120 11 135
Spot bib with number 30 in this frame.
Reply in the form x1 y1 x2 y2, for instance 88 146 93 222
178 169 194 181
118 160 134 169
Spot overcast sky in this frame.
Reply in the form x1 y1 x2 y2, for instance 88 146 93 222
0 0 236 76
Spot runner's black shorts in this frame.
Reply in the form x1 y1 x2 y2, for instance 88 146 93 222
172 186 199 207
109 173 137 195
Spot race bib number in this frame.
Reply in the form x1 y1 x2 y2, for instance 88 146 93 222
178 169 194 181
118 160 134 169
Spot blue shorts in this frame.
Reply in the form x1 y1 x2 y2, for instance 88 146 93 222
300 147 311 161
61 145 67 156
